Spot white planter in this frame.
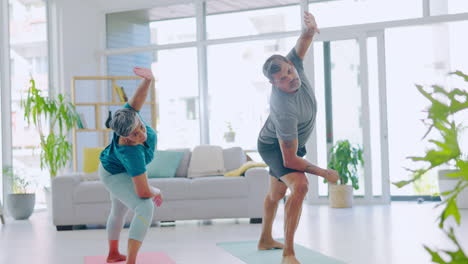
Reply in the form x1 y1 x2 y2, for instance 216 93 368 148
6 193 36 220
438 169 468 209
224 132 236 143
329 184 353 208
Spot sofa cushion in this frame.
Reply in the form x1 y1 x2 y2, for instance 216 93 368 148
188 145 225 178
168 148 191 177
223 147 247 171
74 178 193 204
225 161 268 176
148 178 191 200
189 176 248 199
74 181 110 203
147 150 184 178
83 147 105 173
81 171 100 181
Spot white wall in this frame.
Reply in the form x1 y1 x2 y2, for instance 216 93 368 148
54 0 181 93
52 0 102 93
51 0 106 170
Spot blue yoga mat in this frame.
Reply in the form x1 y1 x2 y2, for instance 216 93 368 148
217 240 346 264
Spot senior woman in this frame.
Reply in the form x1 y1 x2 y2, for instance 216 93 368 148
99 67 162 264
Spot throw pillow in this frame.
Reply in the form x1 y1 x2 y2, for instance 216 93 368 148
188 145 225 178
224 161 268 177
81 172 99 181
147 150 184 178
83 147 105 173
167 148 191 177
223 147 247 172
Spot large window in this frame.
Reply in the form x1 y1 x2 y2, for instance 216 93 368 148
309 0 422 28
9 0 49 206
386 21 468 196
155 48 200 149
313 39 365 197
103 1 468 203
150 17 196 45
206 5 300 39
446 0 468 15
105 4 305 151
106 5 200 149
106 48 200 150
106 3 196 49
207 38 296 149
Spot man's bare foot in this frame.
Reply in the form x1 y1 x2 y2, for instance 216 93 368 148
258 238 284 250
281 255 300 264
106 252 126 263
324 169 339 184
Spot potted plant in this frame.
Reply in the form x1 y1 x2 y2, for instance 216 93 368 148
438 168 468 208
21 78 79 208
3 166 36 220
394 71 468 262
326 140 364 208
224 121 236 143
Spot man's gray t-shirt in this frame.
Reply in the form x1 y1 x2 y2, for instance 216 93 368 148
258 48 317 148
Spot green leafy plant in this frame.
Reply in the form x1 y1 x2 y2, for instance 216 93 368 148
326 140 364 190
21 79 79 178
2 166 34 194
226 121 234 133
394 71 468 263
413 171 439 195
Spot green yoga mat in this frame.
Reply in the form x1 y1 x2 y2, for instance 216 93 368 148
217 240 346 264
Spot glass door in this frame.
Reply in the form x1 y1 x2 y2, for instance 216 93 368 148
306 31 390 204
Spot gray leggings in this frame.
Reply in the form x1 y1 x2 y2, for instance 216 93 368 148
99 164 155 242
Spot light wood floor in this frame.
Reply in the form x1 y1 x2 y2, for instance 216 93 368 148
0 202 467 264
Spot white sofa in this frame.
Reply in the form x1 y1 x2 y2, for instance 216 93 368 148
51 147 269 231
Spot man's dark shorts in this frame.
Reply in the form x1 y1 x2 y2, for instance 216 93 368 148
257 139 306 182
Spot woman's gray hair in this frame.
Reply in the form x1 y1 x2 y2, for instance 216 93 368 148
109 108 140 137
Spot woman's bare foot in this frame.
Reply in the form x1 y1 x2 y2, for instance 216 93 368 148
281 255 301 264
258 238 284 250
106 252 126 263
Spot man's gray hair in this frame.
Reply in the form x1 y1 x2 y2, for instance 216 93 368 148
263 54 289 81
109 108 140 137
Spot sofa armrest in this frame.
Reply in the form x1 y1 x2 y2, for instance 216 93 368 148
51 173 83 226
245 167 270 217
245 167 269 183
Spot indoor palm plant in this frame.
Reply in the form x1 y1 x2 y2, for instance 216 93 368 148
394 71 468 263
21 78 79 208
326 140 364 208
3 166 36 220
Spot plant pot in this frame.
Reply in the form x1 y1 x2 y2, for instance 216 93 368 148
43 186 53 219
329 184 353 208
44 186 52 208
224 132 236 143
438 169 468 209
6 193 35 220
